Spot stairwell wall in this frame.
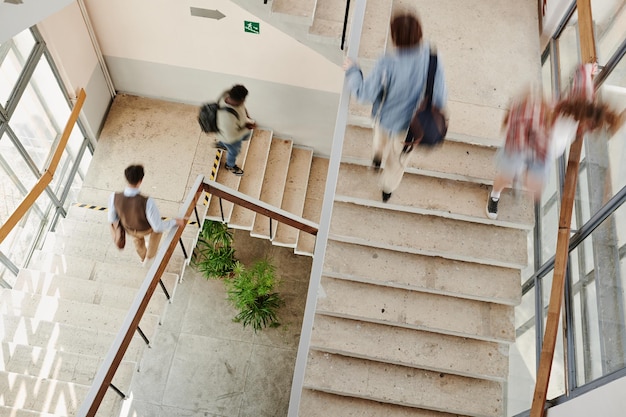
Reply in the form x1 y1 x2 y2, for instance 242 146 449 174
81 0 343 156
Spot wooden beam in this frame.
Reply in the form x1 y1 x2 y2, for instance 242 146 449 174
0 88 86 243
529 1 596 415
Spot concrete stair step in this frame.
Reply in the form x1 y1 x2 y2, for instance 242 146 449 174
250 137 293 239
28 251 179 293
303 350 503 417
13 271 170 321
335 163 534 229
310 315 508 381
329 201 528 269
295 156 329 256
0 289 160 340
447 100 509 146
0 315 145 363
0 370 122 416
0 341 136 389
356 0 392 60
323 240 521 306
317 276 514 343
308 0 347 44
205 141 251 223
229 129 273 230
342 125 500 184
273 146 314 248
271 0 316 25
40 232 192 274
299 389 460 416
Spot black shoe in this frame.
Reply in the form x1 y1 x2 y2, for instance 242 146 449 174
486 196 499 219
215 142 228 151
225 164 244 176
382 192 391 203
372 158 381 170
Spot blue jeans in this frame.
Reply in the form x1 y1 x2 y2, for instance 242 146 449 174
218 132 251 167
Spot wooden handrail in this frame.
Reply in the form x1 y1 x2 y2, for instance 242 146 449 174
0 88 86 243
203 181 318 236
529 1 597 415
77 175 206 417
78 175 317 416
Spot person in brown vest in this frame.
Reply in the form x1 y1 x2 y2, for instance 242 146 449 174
108 164 186 264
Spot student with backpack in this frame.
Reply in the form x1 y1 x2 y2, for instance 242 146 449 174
208 84 256 176
343 11 447 203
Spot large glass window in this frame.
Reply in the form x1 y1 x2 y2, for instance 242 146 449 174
0 27 93 286
509 2 626 415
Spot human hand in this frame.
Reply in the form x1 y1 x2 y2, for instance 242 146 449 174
245 122 257 129
342 58 355 71
175 218 187 228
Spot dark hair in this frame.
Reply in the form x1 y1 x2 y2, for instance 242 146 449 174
390 13 422 48
124 164 144 185
228 85 249 102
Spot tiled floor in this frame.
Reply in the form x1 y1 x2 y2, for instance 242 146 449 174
120 230 312 417
76 95 313 416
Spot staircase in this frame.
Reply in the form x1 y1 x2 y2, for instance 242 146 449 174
210 0 538 416
0 205 194 416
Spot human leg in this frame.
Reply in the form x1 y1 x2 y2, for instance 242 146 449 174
379 131 411 201
372 124 387 169
146 231 163 260
127 229 151 261
486 150 522 219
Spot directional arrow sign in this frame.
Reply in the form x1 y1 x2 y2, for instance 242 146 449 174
190 7 225 20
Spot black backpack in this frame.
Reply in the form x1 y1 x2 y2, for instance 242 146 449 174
198 102 239 133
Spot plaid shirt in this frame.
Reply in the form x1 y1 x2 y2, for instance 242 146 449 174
504 94 552 163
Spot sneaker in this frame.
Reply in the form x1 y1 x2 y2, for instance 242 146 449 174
382 191 392 203
214 142 227 151
372 158 381 171
225 164 244 176
486 196 499 219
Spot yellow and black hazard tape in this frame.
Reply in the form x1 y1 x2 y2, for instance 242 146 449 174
204 148 222 204
71 202 198 225
72 149 222 222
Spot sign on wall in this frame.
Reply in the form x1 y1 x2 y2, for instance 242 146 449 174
244 21 259 34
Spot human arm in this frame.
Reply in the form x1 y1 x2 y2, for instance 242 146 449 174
107 192 119 224
145 197 186 232
344 58 386 105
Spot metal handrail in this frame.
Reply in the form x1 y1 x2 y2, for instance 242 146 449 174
77 176 318 416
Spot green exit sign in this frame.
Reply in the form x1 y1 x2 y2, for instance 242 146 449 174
244 21 260 34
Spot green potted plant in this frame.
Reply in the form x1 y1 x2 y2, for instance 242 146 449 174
193 220 237 279
225 258 283 332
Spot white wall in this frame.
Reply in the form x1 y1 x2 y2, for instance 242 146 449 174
0 0 74 43
81 0 344 155
546 375 626 417
36 2 112 141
